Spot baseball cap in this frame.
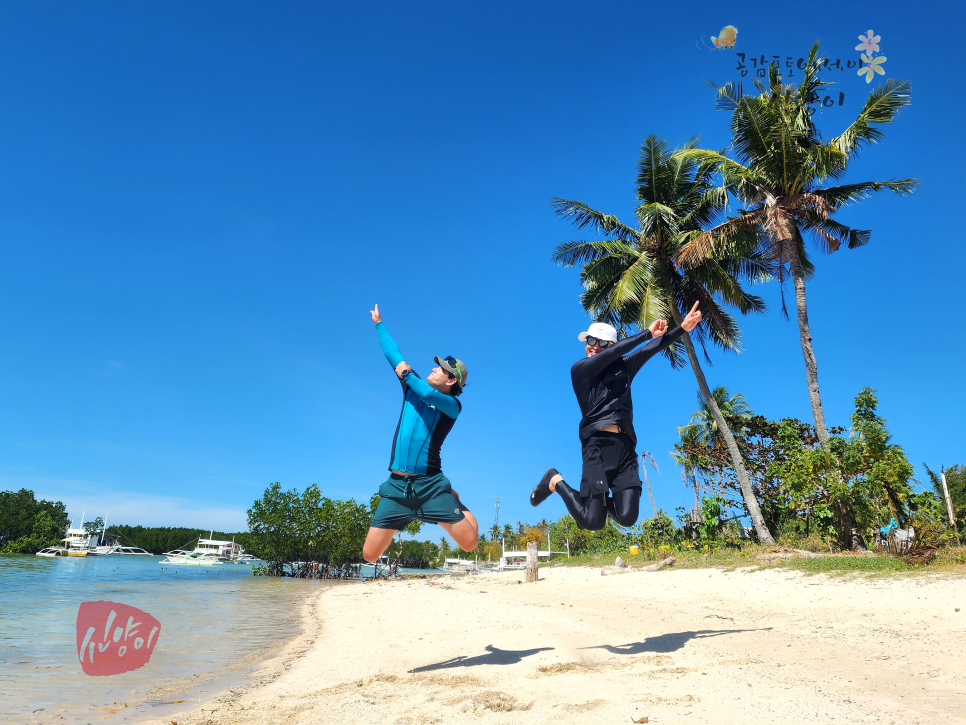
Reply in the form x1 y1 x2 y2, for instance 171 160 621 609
578 322 618 343
435 355 468 388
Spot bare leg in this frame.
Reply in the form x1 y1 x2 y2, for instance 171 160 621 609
441 493 479 551
363 527 398 562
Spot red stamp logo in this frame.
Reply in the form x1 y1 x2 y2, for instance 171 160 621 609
76 600 161 676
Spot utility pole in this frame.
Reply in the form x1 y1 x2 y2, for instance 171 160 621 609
494 498 500 532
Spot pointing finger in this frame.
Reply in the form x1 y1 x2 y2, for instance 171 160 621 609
689 300 700 314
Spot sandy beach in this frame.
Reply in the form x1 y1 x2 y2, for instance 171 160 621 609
153 565 966 725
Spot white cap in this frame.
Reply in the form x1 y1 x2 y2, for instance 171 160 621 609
578 322 617 343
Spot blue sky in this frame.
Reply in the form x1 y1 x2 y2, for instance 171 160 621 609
1 1 962 536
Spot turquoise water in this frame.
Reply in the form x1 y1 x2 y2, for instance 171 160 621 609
0 554 322 724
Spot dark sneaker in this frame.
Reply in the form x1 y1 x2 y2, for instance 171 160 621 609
530 468 559 507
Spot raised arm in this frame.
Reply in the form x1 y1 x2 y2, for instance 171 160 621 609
625 301 703 379
400 371 461 419
623 325 685 378
571 329 653 382
372 304 406 371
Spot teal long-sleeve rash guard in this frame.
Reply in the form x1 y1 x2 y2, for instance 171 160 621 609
376 322 461 475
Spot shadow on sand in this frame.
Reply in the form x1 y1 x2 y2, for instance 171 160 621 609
583 628 771 655
408 645 555 673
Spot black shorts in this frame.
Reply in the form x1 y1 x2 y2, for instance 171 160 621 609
579 431 642 497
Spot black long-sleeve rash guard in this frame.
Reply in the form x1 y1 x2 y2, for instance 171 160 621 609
570 325 686 446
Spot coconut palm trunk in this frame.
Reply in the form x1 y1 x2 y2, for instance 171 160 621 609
670 306 775 544
787 249 830 445
641 453 658 517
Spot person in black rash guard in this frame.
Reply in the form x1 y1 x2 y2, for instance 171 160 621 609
530 301 703 530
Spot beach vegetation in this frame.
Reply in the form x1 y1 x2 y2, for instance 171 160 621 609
0 489 69 554
673 386 926 551
246 482 370 576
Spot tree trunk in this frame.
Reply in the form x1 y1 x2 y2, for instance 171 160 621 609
786 252 866 548
671 307 776 545
525 541 539 582
641 454 658 517
836 503 866 551
787 250 830 445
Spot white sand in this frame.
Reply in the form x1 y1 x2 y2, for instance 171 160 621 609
154 565 966 724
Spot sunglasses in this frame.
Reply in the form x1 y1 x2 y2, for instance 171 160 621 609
441 355 464 385
585 336 614 349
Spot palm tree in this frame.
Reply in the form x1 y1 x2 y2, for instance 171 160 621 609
641 451 660 517
670 425 712 529
552 135 776 544
677 42 917 445
678 386 752 506
501 523 514 547
680 386 752 450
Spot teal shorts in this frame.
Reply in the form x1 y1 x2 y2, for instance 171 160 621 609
370 472 466 530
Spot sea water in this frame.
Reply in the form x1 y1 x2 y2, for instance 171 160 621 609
0 554 322 724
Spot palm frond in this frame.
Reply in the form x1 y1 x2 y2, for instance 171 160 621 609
552 239 636 268
550 199 640 242
798 215 870 252
813 179 919 208
676 210 764 266
832 79 913 158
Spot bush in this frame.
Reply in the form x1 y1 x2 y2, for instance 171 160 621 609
246 482 371 574
0 490 69 554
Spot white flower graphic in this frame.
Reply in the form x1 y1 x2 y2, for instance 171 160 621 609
856 30 881 54
858 53 887 83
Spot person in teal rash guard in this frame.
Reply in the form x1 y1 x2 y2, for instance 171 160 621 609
362 304 479 562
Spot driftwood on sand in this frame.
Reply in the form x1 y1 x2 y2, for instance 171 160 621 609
600 556 675 576
755 549 823 565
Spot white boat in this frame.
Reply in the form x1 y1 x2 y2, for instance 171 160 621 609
60 511 115 556
61 528 96 557
36 547 68 557
443 557 478 571
160 532 245 566
161 549 192 558
160 551 226 566
112 546 152 555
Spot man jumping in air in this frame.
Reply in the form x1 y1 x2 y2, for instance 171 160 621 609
530 302 703 530
363 304 479 562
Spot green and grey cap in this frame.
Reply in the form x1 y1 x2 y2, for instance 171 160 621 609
435 355 468 388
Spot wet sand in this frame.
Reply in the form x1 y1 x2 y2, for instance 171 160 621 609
150 565 966 724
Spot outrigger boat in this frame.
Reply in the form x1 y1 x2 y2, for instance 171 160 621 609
36 546 68 557
62 528 96 557
160 531 255 566
112 546 152 555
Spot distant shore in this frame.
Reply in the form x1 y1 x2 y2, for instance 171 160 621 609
150 566 966 724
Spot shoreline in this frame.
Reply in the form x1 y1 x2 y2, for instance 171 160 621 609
139 583 331 725
151 566 966 724
0 555 320 725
